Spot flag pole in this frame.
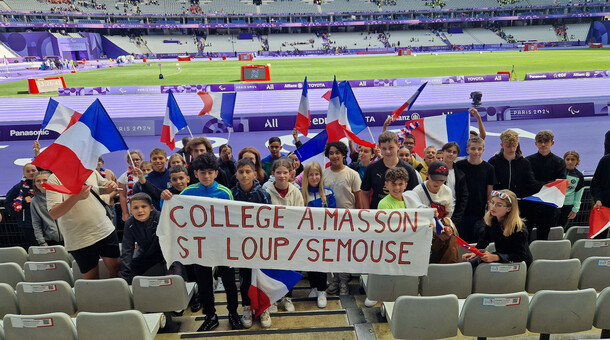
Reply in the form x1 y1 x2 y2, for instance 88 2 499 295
127 151 136 170
186 126 194 138
227 126 232 144
36 130 43 142
366 126 376 144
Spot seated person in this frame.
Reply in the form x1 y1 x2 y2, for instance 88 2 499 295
119 193 165 283
462 190 533 268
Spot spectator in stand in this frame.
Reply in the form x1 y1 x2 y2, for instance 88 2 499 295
462 190 533 268
455 137 496 243
441 142 468 227
4 164 38 248
30 170 63 246
262 137 286 176
590 130 610 238
118 150 143 221
522 130 566 240
349 145 376 180
361 131 419 209
218 144 237 179
168 153 187 168
559 151 585 230
301 161 335 308
228 147 269 188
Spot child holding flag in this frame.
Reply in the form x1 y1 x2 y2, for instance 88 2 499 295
462 190 532 268
559 151 585 230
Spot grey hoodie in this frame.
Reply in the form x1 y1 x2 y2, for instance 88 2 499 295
30 192 62 245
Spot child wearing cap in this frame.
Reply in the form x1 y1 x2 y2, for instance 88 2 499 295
405 161 458 263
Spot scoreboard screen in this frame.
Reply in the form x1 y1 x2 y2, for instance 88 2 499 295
241 65 270 81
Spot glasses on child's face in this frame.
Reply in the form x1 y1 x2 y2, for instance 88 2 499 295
488 200 509 208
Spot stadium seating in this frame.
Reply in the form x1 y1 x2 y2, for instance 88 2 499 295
3 312 77 340
570 238 610 262
472 262 527 294
566 24 593 41
530 226 564 241
527 289 597 337
502 25 561 42
595 287 610 338
564 226 589 244
132 275 196 313
16 280 76 315
384 294 459 339
529 239 571 260
0 262 25 288
0 246 28 267
203 35 262 53
27 245 71 265
420 262 472 298
72 259 110 280
361 274 419 303
578 256 610 291
74 278 133 312
23 261 74 286
525 259 580 293
75 310 163 340
459 291 529 338
0 283 19 319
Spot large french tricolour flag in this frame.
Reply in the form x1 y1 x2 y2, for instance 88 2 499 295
522 179 569 208
32 99 128 194
41 98 81 134
248 269 302 317
160 90 188 151
196 91 237 128
403 111 470 157
391 82 427 122
294 77 311 136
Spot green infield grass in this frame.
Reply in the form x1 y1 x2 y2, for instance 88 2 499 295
0 49 609 97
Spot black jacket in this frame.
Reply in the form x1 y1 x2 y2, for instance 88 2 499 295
231 179 271 204
526 152 567 186
4 180 34 229
476 218 533 266
488 152 540 198
451 167 469 226
591 154 610 207
120 210 164 280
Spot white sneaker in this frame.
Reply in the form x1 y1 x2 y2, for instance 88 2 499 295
364 298 378 307
282 297 295 312
260 308 271 328
268 303 278 313
317 291 327 308
241 306 252 329
308 288 319 298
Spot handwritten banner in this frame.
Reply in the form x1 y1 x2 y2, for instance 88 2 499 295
158 195 434 276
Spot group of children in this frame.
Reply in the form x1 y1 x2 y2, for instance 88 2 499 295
3 123 594 333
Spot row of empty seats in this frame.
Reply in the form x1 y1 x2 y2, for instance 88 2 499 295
363 256 609 304
0 275 195 318
384 287 609 339
0 310 163 340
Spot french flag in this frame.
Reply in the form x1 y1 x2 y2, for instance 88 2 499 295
32 99 128 194
41 98 81 134
326 78 375 148
248 269 302 317
521 179 569 208
294 77 310 136
391 82 427 122
588 206 610 239
402 111 470 157
454 235 485 256
196 91 237 128
160 90 188 151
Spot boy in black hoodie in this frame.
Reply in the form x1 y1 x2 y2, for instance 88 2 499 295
488 129 540 199
522 130 567 240
231 158 272 329
119 192 164 283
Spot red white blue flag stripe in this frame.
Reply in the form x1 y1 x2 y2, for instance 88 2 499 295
522 179 569 208
248 269 302 317
160 90 188 151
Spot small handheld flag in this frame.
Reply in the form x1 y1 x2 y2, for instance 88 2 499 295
391 82 427 122
248 269 302 317
160 90 189 151
588 206 610 239
32 99 128 194
41 98 82 134
454 235 485 257
294 77 311 136
521 179 569 208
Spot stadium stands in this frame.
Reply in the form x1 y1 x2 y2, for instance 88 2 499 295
16 280 77 315
529 239 571 260
502 25 562 42
459 292 530 338
525 259 581 293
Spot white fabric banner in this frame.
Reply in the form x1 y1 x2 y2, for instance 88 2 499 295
158 195 434 276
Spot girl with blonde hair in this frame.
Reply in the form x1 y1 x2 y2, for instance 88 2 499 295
462 189 532 267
